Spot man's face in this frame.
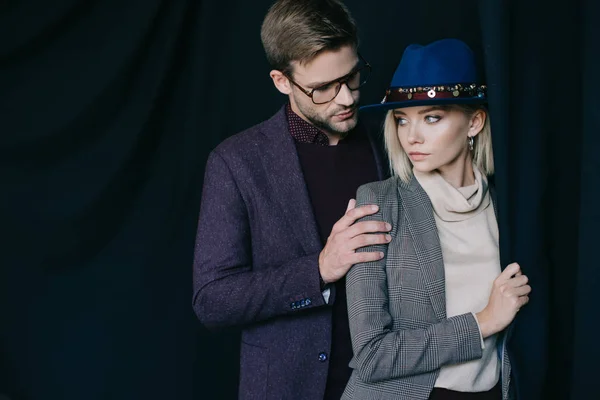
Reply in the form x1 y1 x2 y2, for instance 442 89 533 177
286 45 360 137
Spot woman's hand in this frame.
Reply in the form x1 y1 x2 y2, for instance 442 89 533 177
476 263 531 338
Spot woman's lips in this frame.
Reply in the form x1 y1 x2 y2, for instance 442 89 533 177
408 152 430 161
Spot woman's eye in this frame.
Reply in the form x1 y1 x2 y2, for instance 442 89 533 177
425 115 441 123
396 118 407 126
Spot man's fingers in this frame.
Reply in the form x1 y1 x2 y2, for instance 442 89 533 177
332 202 367 233
333 204 380 232
347 221 391 238
345 204 378 222
348 233 391 251
350 251 385 264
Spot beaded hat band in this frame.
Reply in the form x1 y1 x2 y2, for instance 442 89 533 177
381 83 487 104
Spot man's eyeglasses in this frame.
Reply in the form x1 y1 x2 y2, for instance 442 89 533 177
284 54 371 105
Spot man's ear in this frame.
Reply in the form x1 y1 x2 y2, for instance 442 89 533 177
270 70 292 95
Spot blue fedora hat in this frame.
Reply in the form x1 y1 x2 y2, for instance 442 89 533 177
361 38 486 111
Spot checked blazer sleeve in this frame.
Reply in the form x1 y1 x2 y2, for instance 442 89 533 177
346 181 483 384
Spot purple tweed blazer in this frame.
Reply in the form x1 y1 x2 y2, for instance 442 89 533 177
192 106 387 400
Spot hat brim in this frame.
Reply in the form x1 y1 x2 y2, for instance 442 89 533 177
360 96 487 113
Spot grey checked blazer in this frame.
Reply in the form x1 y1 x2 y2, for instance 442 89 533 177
342 176 513 400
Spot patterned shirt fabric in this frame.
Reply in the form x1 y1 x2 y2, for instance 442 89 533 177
286 103 330 146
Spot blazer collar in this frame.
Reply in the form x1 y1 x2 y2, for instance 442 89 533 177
398 176 447 321
258 107 322 255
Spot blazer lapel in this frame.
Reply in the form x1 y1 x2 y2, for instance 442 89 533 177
398 178 447 321
259 107 322 256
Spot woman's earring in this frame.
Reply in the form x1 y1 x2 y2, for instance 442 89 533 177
468 136 474 151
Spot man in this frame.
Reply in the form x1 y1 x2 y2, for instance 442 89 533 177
193 1 391 398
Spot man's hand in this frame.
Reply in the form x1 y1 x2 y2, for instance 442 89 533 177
318 199 392 284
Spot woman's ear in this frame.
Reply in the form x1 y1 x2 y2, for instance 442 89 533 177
468 109 487 137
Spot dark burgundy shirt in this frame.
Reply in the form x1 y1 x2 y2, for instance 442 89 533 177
286 104 380 400
286 103 330 146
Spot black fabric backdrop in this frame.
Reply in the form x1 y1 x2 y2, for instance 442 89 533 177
0 1 597 399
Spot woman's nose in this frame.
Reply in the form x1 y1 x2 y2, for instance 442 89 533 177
407 126 423 144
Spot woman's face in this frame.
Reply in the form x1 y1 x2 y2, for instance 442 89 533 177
393 105 484 175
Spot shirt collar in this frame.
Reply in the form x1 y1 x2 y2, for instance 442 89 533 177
285 104 330 146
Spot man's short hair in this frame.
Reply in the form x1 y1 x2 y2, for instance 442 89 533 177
261 0 358 74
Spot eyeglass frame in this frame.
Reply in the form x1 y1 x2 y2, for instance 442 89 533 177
283 54 371 105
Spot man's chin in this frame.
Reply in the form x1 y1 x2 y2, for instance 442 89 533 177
329 115 358 135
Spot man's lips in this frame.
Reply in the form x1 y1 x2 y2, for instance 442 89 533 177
333 108 355 120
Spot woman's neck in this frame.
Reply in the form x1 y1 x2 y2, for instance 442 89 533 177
437 153 475 188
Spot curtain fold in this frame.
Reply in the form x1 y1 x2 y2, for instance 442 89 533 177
480 0 599 398
571 0 600 397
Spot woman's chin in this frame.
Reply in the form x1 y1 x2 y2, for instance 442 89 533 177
412 163 435 174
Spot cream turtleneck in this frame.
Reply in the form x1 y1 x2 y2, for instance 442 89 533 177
414 165 501 393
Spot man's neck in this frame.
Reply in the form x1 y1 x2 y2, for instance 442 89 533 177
328 134 341 146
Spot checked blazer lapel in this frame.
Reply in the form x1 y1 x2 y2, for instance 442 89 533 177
259 107 322 256
398 177 447 322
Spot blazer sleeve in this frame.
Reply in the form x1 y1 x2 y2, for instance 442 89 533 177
346 184 483 383
192 150 329 330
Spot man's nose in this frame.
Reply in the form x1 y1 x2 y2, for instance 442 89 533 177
334 83 355 107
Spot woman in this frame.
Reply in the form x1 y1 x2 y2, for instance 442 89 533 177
342 39 530 400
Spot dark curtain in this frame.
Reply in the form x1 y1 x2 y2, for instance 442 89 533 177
0 1 596 399
0 1 214 399
480 0 600 399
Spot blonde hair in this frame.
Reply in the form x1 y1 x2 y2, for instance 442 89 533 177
384 104 494 183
